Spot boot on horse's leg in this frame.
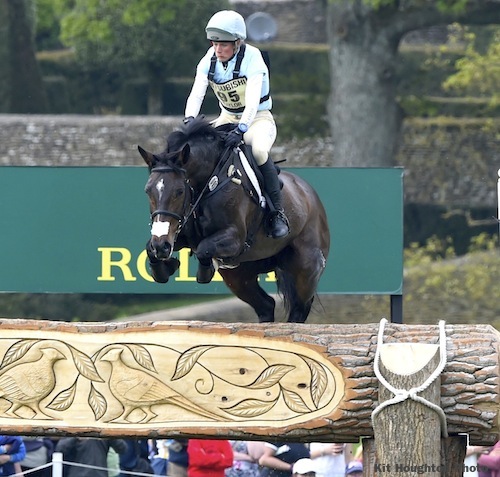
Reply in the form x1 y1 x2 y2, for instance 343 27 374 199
258 159 290 239
196 259 215 284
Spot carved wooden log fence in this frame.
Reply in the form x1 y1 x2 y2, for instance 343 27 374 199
0 318 497 450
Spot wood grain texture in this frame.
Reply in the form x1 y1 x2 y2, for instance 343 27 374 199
0 319 496 443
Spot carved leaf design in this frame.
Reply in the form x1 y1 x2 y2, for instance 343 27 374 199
172 346 214 381
248 364 295 389
69 346 104 382
222 398 277 417
127 344 156 373
47 382 77 411
282 388 311 414
88 383 107 420
1 339 38 369
303 357 329 408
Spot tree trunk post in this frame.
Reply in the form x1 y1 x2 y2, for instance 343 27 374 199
372 319 447 477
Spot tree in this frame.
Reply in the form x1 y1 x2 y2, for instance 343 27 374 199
443 25 499 103
1 0 48 113
326 0 500 166
55 0 227 115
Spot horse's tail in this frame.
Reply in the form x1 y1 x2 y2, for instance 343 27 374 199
275 266 321 323
275 267 295 317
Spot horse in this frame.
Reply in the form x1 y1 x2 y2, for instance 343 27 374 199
138 117 330 323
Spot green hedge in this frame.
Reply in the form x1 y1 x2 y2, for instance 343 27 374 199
20 45 494 122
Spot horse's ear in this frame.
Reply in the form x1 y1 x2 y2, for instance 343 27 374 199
175 143 190 167
138 145 157 169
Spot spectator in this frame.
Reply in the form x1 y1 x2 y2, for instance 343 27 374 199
478 441 500 477
168 439 189 477
188 439 233 477
465 445 489 477
119 439 154 476
149 439 168 476
310 443 350 477
55 437 127 477
0 435 26 477
225 441 263 477
19 436 53 477
259 442 309 477
345 461 363 477
292 459 316 476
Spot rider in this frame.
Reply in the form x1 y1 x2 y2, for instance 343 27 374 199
184 10 289 239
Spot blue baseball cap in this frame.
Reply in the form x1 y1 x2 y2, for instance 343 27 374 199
345 461 363 474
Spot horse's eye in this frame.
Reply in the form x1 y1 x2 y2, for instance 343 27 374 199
175 187 184 198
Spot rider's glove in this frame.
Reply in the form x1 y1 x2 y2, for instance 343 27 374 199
224 127 244 148
183 116 194 125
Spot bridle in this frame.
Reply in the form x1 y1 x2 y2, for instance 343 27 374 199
149 165 193 236
149 146 236 237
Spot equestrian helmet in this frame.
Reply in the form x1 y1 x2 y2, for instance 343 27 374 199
206 10 247 42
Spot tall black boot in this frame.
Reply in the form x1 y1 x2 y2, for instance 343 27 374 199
258 160 290 238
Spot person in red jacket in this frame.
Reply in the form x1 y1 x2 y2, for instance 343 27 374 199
187 439 233 477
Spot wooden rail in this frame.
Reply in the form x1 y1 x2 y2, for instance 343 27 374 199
0 319 497 446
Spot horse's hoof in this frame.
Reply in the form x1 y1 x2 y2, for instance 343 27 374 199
196 263 215 284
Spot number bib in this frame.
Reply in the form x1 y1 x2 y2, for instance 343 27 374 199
209 77 247 113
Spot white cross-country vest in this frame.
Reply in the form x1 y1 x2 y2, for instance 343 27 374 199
208 44 270 114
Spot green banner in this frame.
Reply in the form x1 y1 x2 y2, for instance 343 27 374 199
0 167 403 294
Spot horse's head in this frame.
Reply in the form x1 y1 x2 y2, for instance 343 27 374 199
138 144 192 260
138 118 226 259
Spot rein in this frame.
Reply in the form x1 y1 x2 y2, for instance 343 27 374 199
149 145 234 235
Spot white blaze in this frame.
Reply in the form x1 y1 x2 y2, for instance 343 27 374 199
156 178 164 199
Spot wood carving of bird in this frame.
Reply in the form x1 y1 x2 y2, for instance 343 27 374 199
101 348 221 423
0 347 66 418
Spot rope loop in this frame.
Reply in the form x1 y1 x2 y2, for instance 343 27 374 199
372 318 448 437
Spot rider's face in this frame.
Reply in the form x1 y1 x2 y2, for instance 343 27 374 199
211 41 237 62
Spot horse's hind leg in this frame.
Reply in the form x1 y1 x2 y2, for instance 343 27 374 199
219 266 275 323
278 246 327 323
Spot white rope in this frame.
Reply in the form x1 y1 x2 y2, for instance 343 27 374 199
10 462 52 477
372 318 449 437
59 459 155 477
10 455 157 477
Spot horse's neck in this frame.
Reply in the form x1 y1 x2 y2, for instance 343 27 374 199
189 152 230 191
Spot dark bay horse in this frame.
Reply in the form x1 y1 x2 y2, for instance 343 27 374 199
138 118 330 323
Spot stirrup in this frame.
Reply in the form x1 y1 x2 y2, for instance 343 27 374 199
269 210 290 239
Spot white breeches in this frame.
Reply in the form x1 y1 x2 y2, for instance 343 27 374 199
212 110 277 166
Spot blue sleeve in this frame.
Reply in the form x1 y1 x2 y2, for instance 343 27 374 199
8 440 26 463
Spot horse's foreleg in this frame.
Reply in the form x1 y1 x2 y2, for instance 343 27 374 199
196 227 243 261
195 228 245 284
219 266 275 323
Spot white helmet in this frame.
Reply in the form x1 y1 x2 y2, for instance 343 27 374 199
206 10 246 42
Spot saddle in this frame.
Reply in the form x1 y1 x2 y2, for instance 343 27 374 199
214 124 283 209
199 124 282 246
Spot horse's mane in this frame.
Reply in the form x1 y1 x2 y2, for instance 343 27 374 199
167 117 224 153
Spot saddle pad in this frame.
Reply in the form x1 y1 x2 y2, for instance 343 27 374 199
238 148 266 208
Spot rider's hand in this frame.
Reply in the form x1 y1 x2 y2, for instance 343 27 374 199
224 128 244 148
183 116 194 125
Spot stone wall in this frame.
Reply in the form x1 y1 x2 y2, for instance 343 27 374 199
1 114 498 208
